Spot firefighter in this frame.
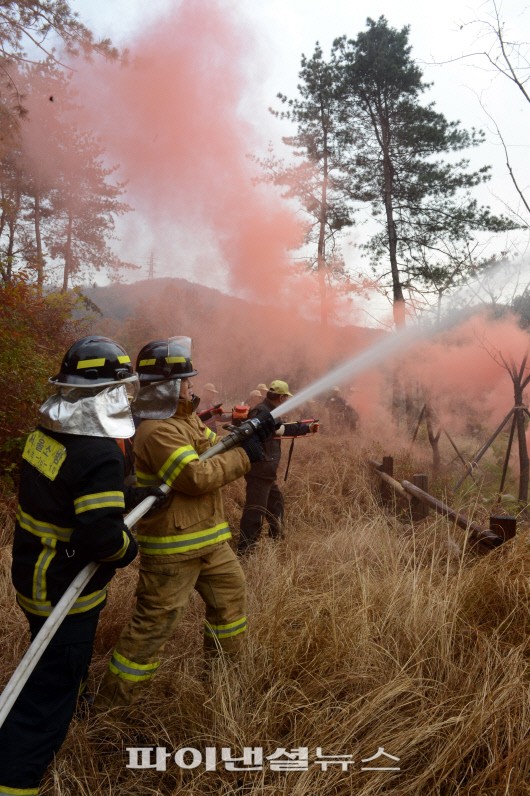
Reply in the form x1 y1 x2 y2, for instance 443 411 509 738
197 382 220 431
246 389 263 410
0 336 141 795
202 382 219 406
237 380 315 555
325 386 359 432
94 337 275 709
197 382 232 431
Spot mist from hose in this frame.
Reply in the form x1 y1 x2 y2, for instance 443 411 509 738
272 261 520 420
273 322 432 420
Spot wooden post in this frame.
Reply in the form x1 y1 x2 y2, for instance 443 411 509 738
410 474 430 521
380 456 394 507
489 515 517 542
454 407 514 490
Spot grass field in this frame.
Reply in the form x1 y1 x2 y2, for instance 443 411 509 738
0 437 528 795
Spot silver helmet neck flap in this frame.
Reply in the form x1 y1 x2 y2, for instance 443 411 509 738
132 336 197 420
39 336 138 438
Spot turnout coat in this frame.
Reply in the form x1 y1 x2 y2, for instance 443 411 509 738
12 427 137 618
134 399 251 559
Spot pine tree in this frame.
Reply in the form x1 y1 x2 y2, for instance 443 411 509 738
333 16 518 327
263 44 356 327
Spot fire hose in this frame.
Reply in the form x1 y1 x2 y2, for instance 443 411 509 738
0 414 275 728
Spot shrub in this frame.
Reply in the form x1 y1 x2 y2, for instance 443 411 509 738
0 280 89 490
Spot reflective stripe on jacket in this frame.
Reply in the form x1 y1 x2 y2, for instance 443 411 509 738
133 401 250 559
12 429 137 616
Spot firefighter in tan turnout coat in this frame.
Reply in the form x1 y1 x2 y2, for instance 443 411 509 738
95 337 274 708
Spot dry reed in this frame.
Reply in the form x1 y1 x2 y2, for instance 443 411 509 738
0 438 528 794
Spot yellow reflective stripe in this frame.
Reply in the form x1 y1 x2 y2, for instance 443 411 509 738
109 650 160 682
165 356 185 363
16 587 107 617
158 446 198 485
16 505 72 543
0 786 40 795
117 355 131 364
204 427 217 443
77 357 105 369
204 617 247 639
138 523 231 555
100 531 130 562
74 491 125 514
138 358 156 366
136 470 162 487
33 538 57 602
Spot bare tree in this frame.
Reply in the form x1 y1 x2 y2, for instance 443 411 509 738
441 1 530 223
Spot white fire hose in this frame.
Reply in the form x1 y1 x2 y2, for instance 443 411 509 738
0 493 164 729
0 413 277 729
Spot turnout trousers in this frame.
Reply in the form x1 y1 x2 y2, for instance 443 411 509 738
95 542 246 709
238 476 285 554
0 609 100 795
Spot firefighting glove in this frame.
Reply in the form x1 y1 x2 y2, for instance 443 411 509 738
98 529 138 579
115 529 138 568
240 434 265 463
252 409 277 441
124 485 168 513
283 421 310 436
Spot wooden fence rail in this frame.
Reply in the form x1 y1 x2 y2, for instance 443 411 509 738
368 457 515 555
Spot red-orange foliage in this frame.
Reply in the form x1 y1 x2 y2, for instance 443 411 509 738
0 280 89 486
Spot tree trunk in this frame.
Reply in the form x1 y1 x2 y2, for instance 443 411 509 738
381 121 405 329
425 403 442 473
513 378 529 504
34 192 44 296
317 129 329 328
62 213 73 293
4 184 21 284
5 217 16 284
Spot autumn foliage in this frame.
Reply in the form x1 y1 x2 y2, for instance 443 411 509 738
0 279 88 485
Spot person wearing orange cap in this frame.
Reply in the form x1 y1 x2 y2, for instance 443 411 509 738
238 380 315 555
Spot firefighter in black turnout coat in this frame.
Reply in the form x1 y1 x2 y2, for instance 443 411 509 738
0 337 142 795
237 380 314 554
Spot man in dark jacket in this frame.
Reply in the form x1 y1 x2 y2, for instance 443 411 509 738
0 336 141 795
237 380 314 555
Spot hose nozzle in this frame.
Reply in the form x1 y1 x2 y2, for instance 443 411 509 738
201 412 277 460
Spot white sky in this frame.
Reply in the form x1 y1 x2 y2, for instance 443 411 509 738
71 0 530 319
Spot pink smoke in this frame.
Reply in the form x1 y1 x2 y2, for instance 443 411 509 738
65 0 303 298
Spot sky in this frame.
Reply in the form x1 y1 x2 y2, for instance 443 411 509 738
63 0 530 325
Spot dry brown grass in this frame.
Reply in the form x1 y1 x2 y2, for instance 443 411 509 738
0 438 528 794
